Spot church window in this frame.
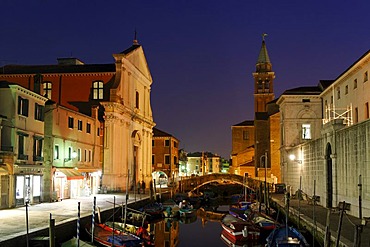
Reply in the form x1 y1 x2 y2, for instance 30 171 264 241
366 102 369 119
364 71 368 82
355 107 358 123
354 79 358 89
92 81 104 100
43 81 52 98
302 124 311 140
345 85 348 95
135 91 139 109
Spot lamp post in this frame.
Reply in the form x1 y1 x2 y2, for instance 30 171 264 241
260 151 268 206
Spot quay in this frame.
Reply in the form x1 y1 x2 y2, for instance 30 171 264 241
271 193 370 247
0 192 151 247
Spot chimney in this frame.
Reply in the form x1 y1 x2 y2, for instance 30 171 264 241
57 58 84 65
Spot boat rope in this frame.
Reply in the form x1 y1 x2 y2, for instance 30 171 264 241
343 212 356 227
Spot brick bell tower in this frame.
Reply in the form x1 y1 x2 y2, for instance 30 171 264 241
253 34 275 113
253 34 275 176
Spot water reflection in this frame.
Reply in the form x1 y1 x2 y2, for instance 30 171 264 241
147 206 235 247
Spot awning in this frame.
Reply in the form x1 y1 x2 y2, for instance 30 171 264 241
75 168 101 173
56 168 84 180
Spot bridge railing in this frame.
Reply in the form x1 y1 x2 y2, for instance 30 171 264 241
178 173 269 193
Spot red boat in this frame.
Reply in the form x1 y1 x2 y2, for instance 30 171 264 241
85 223 143 247
221 214 260 242
220 230 253 247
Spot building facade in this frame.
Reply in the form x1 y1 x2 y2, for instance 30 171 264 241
43 102 103 201
0 39 155 204
152 127 179 183
0 82 48 208
280 50 370 217
187 152 221 176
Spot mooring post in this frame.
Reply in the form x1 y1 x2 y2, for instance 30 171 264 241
49 213 55 247
77 202 80 247
92 197 96 244
324 208 331 247
25 201 29 247
335 201 346 247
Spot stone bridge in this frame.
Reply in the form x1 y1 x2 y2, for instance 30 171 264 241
178 173 268 193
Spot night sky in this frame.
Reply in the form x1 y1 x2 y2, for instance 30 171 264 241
1 1 369 158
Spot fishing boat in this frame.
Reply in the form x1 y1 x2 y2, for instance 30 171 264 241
162 199 180 218
140 202 164 218
229 201 252 221
178 199 196 218
220 230 262 247
265 225 309 247
105 221 155 246
85 222 143 247
221 214 260 242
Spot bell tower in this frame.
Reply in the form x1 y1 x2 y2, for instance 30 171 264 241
253 34 275 113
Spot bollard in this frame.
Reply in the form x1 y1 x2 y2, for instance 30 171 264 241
49 214 55 247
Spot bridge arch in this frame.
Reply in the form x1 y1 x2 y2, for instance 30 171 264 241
179 173 262 193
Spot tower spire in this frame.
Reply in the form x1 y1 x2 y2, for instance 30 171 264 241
133 29 139 45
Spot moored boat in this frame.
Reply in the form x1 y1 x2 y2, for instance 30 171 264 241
221 214 260 242
266 225 309 247
105 221 155 246
85 223 143 247
140 202 164 218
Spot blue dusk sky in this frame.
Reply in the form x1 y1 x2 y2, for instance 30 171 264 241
1 1 369 158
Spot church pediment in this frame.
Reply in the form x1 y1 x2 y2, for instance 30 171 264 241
120 45 152 82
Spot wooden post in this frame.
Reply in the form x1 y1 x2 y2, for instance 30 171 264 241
298 176 301 229
335 201 346 247
25 201 29 247
324 208 331 247
313 179 316 247
92 197 96 244
49 213 55 247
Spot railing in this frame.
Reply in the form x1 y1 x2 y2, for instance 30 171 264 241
0 146 13 152
18 154 29 160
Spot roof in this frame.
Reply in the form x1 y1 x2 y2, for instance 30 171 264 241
187 152 219 158
318 80 334 90
232 120 254 127
281 86 322 95
333 49 370 82
0 64 115 75
153 127 173 137
257 41 271 64
120 44 142 55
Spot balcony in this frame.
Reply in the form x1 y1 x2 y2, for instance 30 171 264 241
33 155 44 162
0 146 13 152
18 154 29 161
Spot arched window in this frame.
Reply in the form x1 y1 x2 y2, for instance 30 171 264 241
43 81 52 99
92 81 104 100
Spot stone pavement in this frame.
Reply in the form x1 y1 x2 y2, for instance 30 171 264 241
0 192 150 245
271 193 370 247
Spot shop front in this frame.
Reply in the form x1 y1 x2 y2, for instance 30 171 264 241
54 168 84 200
15 174 42 206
